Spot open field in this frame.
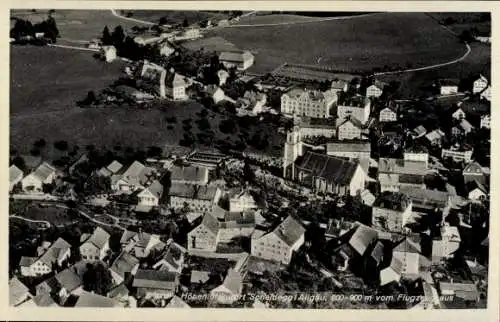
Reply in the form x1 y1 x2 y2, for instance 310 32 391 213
234 14 327 25
210 12 468 75
11 9 145 40
23 204 76 225
129 10 230 25
377 42 490 99
426 13 491 36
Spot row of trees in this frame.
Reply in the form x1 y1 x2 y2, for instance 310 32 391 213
10 15 59 43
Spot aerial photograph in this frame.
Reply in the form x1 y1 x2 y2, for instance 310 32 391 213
9 9 490 309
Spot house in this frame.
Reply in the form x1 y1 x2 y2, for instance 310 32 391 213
391 237 427 279
441 145 474 163
21 237 71 277
210 269 243 304
98 160 123 177
166 72 189 101
399 187 451 211
466 180 488 200
451 107 466 120
21 162 57 193
451 119 473 136
229 189 257 212
425 129 446 147
334 223 379 271
411 125 427 139
170 165 209 185
111 161 155 193
159 41 175 57
296 117 337 138
217 69 229 86
178 28 201 40
166 295 191 308
132 269 179 301
169 183 222 213
432 224 461 264
30 293 59 307
206 84 226 104
291 151 366 196
140 61 167 98
152 241 186 273
372 191 413 233
251 215 305 265
360 189 376 206
239 90 267 115
379 105 398 122
219 50 254 71
331 79 348 93
120 230 165 259
473 74 488 94
186 151 227 170
379 173 425 192
36 267 84 303
79 227 111 261
337 96 371 124
439 280 479 305
379 255 404 286
9 164 23 192
480 114 490 129
218 19 230 27
190 270 211 284
463 161 487 185
366 81 386 98
108 283 135 307
326 141 371 161
336 116 365 141
75 291 124 307
109 251 140 285
187 212 219 251
137 180 164 207
480 85 491 101
437 79 459 95
280 88 337 118
101 45 117 63
9 277 31 306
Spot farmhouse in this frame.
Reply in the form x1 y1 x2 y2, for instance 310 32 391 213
337 95 371 124
111 161 155 193
366 81 386 98
21 237 71 277
133 269 179 302
219 50 255 71
251 215 305 265
137 180 164 207
79 227 110 262
379 105 398 123
188 212 219 251
336 116 365 141
281 88 337 118
372 191 413 233
36 267 84 303
21 162 57 193
109 251 140 285
473 74 488 94
166 72 189 101
120 230 165 259
169 183 222 212
437 79 459 96
9 164 23 192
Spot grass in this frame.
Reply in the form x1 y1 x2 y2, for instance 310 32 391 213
129 10 230 26
210 12 468 75
22 204 75 225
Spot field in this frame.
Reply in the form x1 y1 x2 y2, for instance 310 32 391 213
22 204 76 226
210 12 468 75
11 9 148 41
129 10 230 25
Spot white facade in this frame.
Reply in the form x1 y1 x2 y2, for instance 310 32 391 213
480 115 490 129
480 86 491 101
281 89 337 118
452 108 466 120
102 46 117 63
440 85 458 96
337 101 371 124
468 188 487 200
138 189 160 207
372 201 413 233
80 241 109 262
366 85 383 98
379 107 397 122
473 75 488 94
349 165 367 197
441 148 473 163
251 231 304 265
404 152 429 168
337 120 363 140
229 192 257 213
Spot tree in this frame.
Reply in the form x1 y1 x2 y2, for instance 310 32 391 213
182 18 189 27
12 156 26 171
101 25 112 45
159 17 168 25
54 140 69 151
111 25 125 49
34 139 47 150
243 159 255 183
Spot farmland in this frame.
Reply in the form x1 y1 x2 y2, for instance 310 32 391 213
210 12 468 75
128 10 230 25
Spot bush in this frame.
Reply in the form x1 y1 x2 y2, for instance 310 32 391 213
219 118 237 134
54 140 69 151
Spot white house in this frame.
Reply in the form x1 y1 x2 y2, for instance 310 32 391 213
219 51 254 71
251 216 305 265
79 227 110 261
217 69 229 86
480 86 491 101
167 73 188 101
337 117 364 140
372 192 413 233
366 81 386 98
101 45 117 63
20 238 71 277
337 96 371 124
281 88 337 119
229 189 257 212
111 161 154 193
9 165 23 192
473 74 488 94
109 251 140 286
480 114 490 129
159 41 175 57
137 180 164 207
9 277 31 307
379 106 398 122
21 162 57 193
206 85 226 104
432 224 461 264
438 79 459 96
451 107 466 120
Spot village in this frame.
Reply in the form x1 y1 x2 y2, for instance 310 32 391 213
9 10 490 310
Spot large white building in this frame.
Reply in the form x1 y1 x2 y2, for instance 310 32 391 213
281 88 337 118
337 96 371 124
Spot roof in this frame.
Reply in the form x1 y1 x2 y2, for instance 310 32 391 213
459 119 473 132
140 180 164 199
82 227 110 250
219 50 254 63
200 212 220 235
120 161 153 186
38 237 71 267
220 269 243 294
171 73 187 87
272 216 305 247
331 79 348 90
425 129 446 142
158 242 185 270
110 251 140 278
412 125 427 136
167 295 190 308
337 116 364 129
463 161 483 174
55 268 82 292
393 237 421 254
10 165 23 182
107 160 123 174
347 223 379 255
32 162 56 182
132 269 178 290
440 282 479 301
338 95 370 108
19 256 37 267
32 293 58 307
191 270 211 284
206 84 224 96
170 165 208 183
169 183 220 201
373 191 412 212
75 291 121 307
9 277 30 305
107 283 129 298
386 255 404 275
295 151 359 185
378 158 427 175
370 241 385 265
399 187 449 209
326 141 371 154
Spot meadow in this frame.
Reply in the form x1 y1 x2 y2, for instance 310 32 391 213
211 12 468 75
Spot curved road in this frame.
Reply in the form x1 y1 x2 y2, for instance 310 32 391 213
110 9 156 26
10 215 51 228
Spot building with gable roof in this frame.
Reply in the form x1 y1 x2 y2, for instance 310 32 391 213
229 189 257 212
210 268 243 304
21 237 71 277
9 164 23 192
79 227 110 261
111 161 155 193
463 161 487 185
280 88 338 118
379 104 398 122
132 269 179 301
473 74 488 94
170 165 209 185
366 81 386 98
21 162 57 193
9 277 31 307
372 191 413 233
169 183 222 213
251 215 305 265
187 212 220 251
152 241 186 273
98 160 123 177
336 116 366 140
109 251 140 285
137 180 164 207
337 95 371 124
36 267 84 304
219 50 254 71
75 291 124 307
120 230 165 259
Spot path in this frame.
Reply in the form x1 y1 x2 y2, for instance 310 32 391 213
10 215 51 228
48 43 99 52
228 12 382 28
110 9 156 26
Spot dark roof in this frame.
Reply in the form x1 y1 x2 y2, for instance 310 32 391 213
200 212 220 235
347 223 379 256
373 191 412 212
326 141 371 154
273 216 305 246
132 269 178 290
393 237 421 254
370 241 385 265
295 151 359 185
110 251 140 279
398 173 425 185
438 78 459 87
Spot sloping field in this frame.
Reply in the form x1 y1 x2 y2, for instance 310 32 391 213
234 14 326 25
129 10 230 25
211 12 468 75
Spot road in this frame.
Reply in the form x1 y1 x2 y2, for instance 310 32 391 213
10 215 51 228
110 9 156 26
48 43 99 52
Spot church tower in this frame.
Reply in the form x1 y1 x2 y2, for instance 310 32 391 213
283 122 303 180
